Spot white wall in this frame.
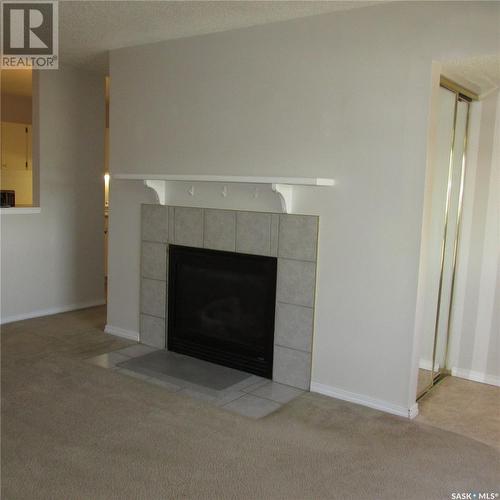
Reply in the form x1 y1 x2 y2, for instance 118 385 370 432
447 90 500 386
106 179 156 338
0 67 105 323
108 1 500 415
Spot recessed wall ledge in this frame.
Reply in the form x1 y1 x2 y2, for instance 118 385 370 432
0 207 41 215
111 174 335 213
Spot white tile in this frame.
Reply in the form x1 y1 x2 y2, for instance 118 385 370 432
213 390 247 407
276 259 316 307
278 214 318 261
241 379 270 393
204 209 236 251
229 375 267 392
140 279 166 318
141 204 168 243
273 345 311 390
140 314 165 348
270 214 279 257
223 394 281 418
116 344 158 358
275 302 313 352
235 212 271 256
249 381 304 403
86 352 129 369
174 207 204 247
116 368 151 381
168 206 175 243
141 242 167 280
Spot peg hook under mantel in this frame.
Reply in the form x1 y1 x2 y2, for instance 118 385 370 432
112 173 334 214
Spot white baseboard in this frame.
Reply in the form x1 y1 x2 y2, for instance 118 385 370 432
451 367 500 387
310 382 419 419
104 324 140 342
0 299 106 325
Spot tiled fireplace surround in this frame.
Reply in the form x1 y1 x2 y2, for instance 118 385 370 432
140 204 319 391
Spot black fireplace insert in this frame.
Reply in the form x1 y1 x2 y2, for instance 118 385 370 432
168 245 277 378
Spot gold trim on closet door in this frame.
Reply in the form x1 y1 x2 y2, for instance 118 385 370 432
442 98 470 372
440 76 479 102
417 85 472 400
429 89 459 385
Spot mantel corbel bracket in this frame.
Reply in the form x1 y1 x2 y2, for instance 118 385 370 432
271 183 293 214
144 180 166 205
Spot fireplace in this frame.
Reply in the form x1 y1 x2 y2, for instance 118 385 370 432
167 245 277 378
140 205 318 390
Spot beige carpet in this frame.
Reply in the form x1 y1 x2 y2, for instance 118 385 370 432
417 375 500 450
2 307 499 499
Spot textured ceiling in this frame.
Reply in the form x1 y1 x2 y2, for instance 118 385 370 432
60 1 382 73
6 3 498 99
442 55 500 98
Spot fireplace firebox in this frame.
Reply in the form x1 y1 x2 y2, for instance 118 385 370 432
167 245 277 378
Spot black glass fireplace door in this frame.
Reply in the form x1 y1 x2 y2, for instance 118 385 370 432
168 245 276 378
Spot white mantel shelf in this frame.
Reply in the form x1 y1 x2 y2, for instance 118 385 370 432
111 173 334 213
112 173 334 186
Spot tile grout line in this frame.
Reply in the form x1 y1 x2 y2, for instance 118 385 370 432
234 211 239 252
140 312 166 321
172 207 176 244
274 343 312 355
220 391 250 408
142 239 168 244
201 208 205 247
233 210 237 252
117 368 153 382
275 298 314 309
222 393 283 416
141 276 167 283
245 391 294 406
277 255 317 263
276 300 314 310
269 213 272 256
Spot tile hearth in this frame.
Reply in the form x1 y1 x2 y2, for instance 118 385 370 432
86 344 304 419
